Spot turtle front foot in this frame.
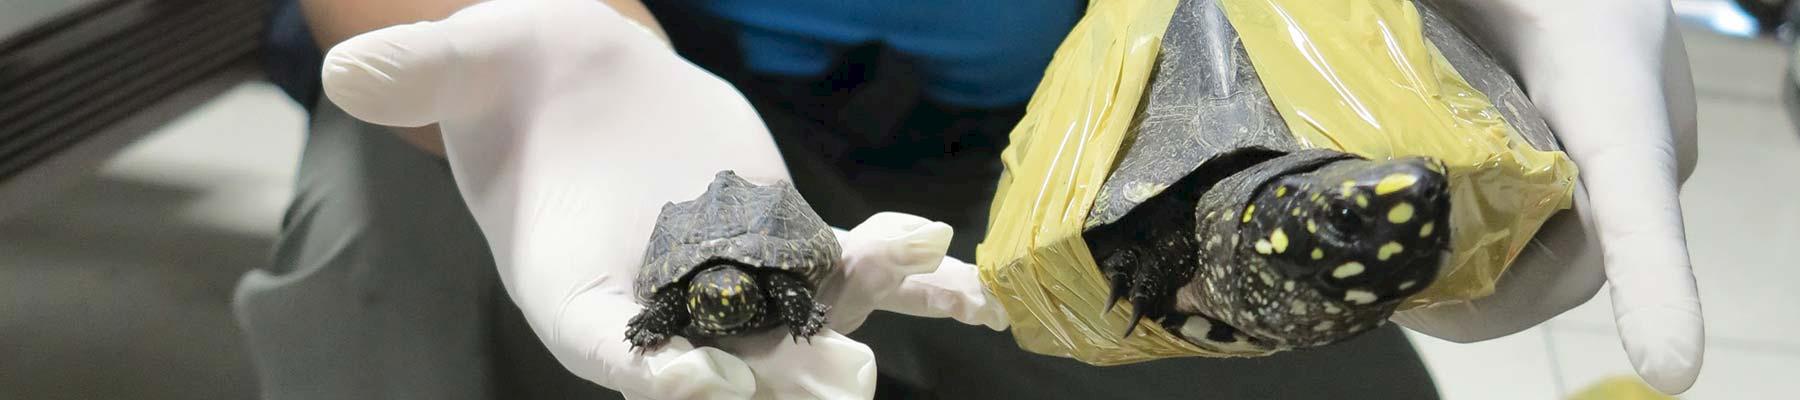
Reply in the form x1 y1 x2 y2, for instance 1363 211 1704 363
625 312 672 352
1100 243 1193 337
625 289 690 353
764 272 829 344
786 302 830 343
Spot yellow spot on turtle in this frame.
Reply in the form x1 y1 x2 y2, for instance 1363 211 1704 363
1324 304 1343 314
1270 229 1289 253
1276 186 1288 197
1313 321 1336 332
1283 281 1296 291
1311 248 1324 260
1355 195 1369 208
1332 262 1364 278
1310 192 1322 202
1254 239 1272 254
1242 205 1256 222
1399 280 1418 290
1306 219 1317 233
1377 242 1404 260
721 298 730 306
1344 290 1377 305
1375 173 1419 195
1291 208 1301 216
1389 203 1415 224
1419 221 1434 237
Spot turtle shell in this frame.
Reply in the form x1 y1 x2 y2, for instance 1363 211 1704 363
635 171 841 302
1086 0 1562 232
1417 0 1563 153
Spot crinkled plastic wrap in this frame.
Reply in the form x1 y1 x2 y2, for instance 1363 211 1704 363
976 0 1198 365
976 0 1578 364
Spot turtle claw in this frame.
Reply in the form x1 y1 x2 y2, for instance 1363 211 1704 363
1109 244 1191 338
766 272 829 344
624 290 689 353
786 302 829 344
1100 249 1139 312
1121 308 1147 338
625 314 673 353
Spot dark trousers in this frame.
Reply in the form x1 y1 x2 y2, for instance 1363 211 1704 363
648 4 1443 399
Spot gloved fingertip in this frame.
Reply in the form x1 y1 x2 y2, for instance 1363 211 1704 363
895 222 954 267
1616 306 1705 394
321 22 459 128
863 212 934 231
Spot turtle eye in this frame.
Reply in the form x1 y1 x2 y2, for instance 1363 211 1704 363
1323 204 1365 235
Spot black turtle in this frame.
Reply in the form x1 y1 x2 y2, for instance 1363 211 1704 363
1081 0 1564 352
625 171 840 351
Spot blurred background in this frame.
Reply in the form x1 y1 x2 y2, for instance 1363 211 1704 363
2 0 1797 398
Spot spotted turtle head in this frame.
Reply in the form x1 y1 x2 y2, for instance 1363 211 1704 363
1173 155 1453 349
685 265 767 333
1245 156 1452 304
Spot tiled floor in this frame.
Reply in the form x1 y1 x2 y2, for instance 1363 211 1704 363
3 16 1798 400
0 82 304 399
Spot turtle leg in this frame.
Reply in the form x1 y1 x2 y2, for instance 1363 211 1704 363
625 287 691 352
1101 241 1190 337
1118 230 1201 337
1099 248 1140 312
762 272 829 343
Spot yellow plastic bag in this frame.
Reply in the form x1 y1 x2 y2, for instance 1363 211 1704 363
976 0 1578 364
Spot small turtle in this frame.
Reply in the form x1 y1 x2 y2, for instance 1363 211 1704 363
625 171 841 351
1081 0 1562 352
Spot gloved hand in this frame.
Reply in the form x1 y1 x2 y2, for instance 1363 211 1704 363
1390 0 1704 394
316 0 963 398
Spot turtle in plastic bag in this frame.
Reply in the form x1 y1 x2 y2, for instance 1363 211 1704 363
625 171 840 351
1082 0 1564 352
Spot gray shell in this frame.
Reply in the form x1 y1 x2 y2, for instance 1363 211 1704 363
1086 0 1563 231
635 171 841 302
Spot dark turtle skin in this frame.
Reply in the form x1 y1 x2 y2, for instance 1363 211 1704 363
625 171 840 351
1082 0 1563 353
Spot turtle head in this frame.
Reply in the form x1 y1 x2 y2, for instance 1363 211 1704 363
1246 156 1452 305
685 265 767 332
1175 155 1453 348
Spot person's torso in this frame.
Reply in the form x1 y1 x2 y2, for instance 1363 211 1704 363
692 0 1082 107
262 0 1082 111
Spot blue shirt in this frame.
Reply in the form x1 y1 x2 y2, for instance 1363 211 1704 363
264 0 1081 111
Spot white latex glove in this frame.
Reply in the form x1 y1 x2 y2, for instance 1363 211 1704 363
316 0 961 398
1391 0 1704 394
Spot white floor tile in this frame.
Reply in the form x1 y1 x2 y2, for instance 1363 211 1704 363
1407 328 1563 400
0 81 301 400
1548 326 1800 399
1680 27 1791 101
96 81 306 238
100 82 306 186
